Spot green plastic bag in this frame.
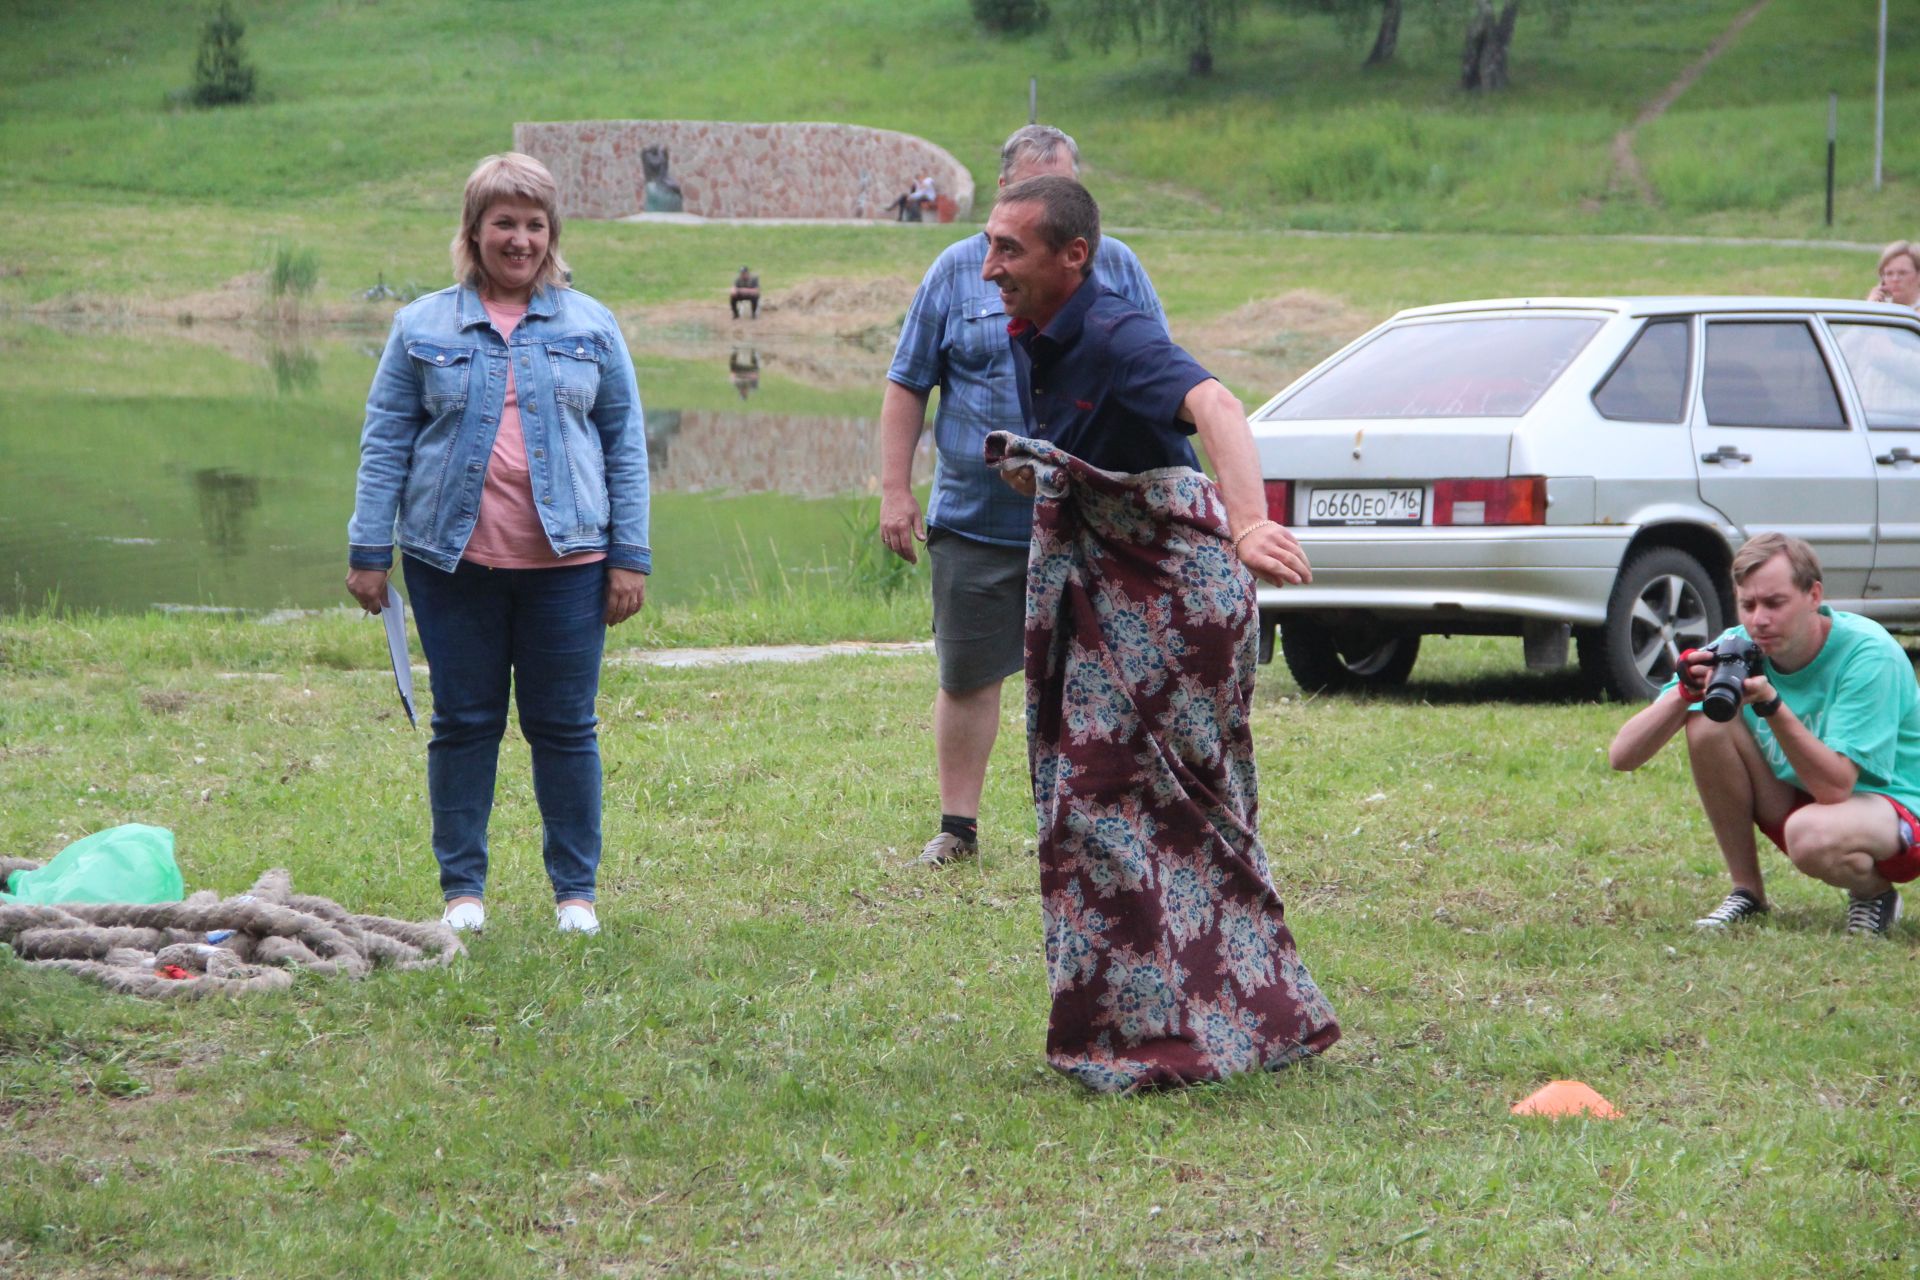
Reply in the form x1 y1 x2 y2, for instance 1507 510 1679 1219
1 824 184 905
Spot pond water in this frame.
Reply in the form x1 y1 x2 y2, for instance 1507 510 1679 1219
1 321 929 616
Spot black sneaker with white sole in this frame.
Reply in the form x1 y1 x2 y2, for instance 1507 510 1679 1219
1694 888 1768 930
1845 887 1902 937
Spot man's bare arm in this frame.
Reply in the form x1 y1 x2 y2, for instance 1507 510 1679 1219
1608 685 1693 771
879 380 931 564
1748 676 1861 802
1180 378 1309 587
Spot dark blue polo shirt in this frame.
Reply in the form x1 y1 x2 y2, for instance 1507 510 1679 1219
1008 280 1212 474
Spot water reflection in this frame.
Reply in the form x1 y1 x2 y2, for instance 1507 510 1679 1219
191 468 263 557
3 320 928 615
269 342 320 395
650 408 895 497
728 347 760 401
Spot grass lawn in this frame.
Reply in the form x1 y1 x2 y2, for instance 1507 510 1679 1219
4 0 1916 240
4 612 1918 1276
4 0 1920 315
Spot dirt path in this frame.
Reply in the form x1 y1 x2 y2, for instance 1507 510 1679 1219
611 639 933 669
1607 0 1774 205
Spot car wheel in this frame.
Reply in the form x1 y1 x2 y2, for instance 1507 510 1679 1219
1580 547 1723 701
1279 619 1421 692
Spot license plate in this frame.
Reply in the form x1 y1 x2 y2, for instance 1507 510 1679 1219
1305 487 1425 526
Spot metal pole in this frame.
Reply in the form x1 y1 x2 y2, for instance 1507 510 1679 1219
1876 0 1888 190
1828 92 1838 228
1029 76 1038 124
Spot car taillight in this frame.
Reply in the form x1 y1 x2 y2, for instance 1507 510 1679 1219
1264 480 1291 525
1432 477 1545 526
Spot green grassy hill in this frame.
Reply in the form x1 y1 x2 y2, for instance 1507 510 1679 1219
2 0 1914 310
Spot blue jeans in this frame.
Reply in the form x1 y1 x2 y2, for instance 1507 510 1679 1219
403 556 607 903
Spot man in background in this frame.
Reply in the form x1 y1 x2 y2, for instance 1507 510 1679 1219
878 125 1167 867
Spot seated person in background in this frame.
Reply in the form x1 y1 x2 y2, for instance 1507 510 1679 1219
729 266 760 319
1608 533 1920 936
1867 240 1920 309
889 176 939 222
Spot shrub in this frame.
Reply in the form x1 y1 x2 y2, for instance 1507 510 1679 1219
970 0 1049 35
191 2 257 107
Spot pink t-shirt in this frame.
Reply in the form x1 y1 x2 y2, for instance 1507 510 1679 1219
463 300 606 570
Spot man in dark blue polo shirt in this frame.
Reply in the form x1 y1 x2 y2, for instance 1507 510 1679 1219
978 176 1339 1090
983 174 1309 589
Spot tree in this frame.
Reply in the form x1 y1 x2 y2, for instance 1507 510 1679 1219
1282 0 1404 70
1064 0 1248 77
970 0 1050 34
1459 0 1519 91
191 2 257 107
1460 0 1578 92
1364 0 1401 66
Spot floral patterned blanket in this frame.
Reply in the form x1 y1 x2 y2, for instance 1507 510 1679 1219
986 431 1340 1093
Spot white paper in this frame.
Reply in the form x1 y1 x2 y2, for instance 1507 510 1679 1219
381 582 417 727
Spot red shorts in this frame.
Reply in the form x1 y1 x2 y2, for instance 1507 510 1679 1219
1758 791 1920 883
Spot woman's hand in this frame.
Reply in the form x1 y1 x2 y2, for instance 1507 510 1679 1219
1000 466 1038 497
605 568 647 626
346 568 389 614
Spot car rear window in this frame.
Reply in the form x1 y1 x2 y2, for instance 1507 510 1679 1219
1269 316 1603 420
1830 322 1920 429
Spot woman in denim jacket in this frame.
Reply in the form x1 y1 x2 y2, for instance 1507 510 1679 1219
346 152 650 937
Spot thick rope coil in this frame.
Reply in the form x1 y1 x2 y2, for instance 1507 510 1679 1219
0 866 463 998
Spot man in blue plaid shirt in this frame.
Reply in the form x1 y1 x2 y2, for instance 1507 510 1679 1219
878 125 1167 868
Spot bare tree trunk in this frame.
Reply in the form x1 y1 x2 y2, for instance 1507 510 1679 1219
1461 0 1520 92
1189 6 1215 76
1365 0 1401 67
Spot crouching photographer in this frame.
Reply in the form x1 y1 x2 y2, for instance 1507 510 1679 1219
1608 533 1920 936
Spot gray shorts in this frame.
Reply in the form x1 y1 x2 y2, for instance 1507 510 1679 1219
928 527 1028 692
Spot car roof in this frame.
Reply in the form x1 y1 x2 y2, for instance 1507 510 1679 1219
1391 297 1918 322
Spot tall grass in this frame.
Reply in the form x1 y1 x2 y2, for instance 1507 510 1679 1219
261 240 317 300
840 500 921 597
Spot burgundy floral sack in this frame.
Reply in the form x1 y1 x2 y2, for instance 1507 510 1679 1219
987 431 1340 1093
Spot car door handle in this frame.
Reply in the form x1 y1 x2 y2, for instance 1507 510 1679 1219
1877 447 1915 465
1701 445 1752 464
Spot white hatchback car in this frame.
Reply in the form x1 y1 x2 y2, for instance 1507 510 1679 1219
1247 297 1920 699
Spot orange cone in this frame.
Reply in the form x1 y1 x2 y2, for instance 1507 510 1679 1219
1511 1080 1619 1119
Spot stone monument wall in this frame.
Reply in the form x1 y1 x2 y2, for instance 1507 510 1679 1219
513 120 975 222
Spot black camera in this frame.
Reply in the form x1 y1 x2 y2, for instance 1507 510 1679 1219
1688 636 1765 723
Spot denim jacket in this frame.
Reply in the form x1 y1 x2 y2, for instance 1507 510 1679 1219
347 283 651 574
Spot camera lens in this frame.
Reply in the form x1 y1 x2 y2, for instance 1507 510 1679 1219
1701 680 1743 722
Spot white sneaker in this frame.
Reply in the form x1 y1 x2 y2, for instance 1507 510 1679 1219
556 903 600 935
442 900 485 932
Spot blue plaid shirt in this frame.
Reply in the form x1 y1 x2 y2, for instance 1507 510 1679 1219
887 232 1165 546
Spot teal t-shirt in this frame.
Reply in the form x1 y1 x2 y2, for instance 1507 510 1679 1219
1673 608 1920 810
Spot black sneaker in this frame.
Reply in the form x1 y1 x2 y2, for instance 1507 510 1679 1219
1846 887 1903 937
1694 888 1768 930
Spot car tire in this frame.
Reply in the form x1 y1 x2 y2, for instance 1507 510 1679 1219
1580 547 1723 702
1279 619 1420 692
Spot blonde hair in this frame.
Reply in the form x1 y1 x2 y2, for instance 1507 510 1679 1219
1878 240 1920 276
1732 531 1822 592
450 153 571 292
